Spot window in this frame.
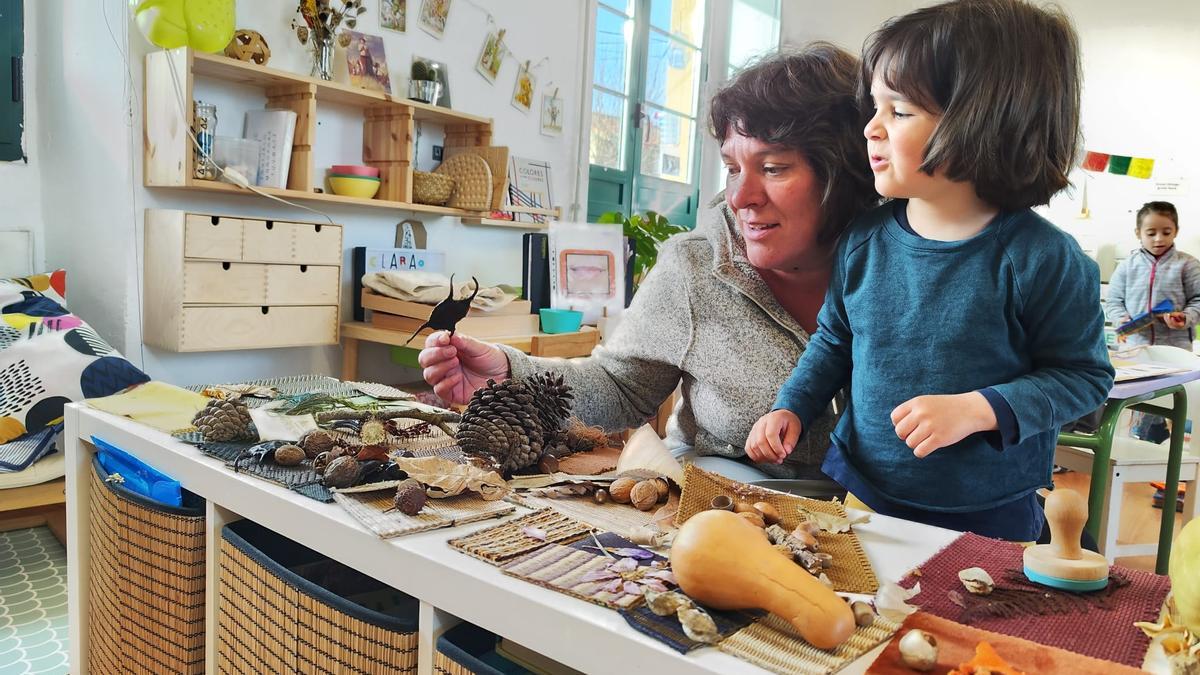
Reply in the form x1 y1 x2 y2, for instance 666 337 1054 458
587 0 707 227
0 0 23 162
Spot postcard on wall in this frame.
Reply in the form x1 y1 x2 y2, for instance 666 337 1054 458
511 62 536 114
381 0 406 32
476 29 506 83
507 156 553 224
345 31 391 94
540 91 563 137
418 0 452 38
548 222 626 325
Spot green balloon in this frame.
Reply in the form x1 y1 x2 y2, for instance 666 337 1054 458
133 0 235 53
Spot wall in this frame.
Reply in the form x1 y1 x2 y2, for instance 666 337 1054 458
32 0 586 386
782 0 1200 280
0 0 43 274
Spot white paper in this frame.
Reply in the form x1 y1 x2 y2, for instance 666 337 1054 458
244 109 298 189
548 221 625 325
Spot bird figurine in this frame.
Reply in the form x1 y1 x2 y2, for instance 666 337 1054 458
402 275 480 345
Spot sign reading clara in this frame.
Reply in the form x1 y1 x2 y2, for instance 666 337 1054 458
365 248 445 273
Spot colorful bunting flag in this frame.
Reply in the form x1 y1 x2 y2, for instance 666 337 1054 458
1128 157 1155 179
1108 155 1133 175
1081 151 1110 172
1080 150 1155 179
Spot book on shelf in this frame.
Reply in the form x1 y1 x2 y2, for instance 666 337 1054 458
370 310 540 339
361 289 531 319
507 156 553 223
522 232 550 312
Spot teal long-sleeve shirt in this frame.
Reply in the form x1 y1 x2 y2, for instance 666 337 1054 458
774 202 1114 513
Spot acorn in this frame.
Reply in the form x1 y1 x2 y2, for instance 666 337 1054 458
274 444 305 466
392 479 426 516
630 480 659 511
299 428 337 459
322 455 361 489
593 489 609 505
753 502 781 526
608 477 637 504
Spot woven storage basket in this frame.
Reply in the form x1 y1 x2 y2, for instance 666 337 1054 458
434 622 533 675
217 519 419 674
87 456 206 675
413 170 455 205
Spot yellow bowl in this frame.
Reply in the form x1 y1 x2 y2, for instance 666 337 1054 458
329 175 381 199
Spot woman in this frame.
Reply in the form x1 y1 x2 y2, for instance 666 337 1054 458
419 43 878 481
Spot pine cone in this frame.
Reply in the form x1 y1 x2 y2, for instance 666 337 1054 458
456 378 544 474
192 399 254 442
525 372 573 439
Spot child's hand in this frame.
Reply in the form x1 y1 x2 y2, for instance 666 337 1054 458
890 392 998 458
1164 312 1188 329
746 410 802 465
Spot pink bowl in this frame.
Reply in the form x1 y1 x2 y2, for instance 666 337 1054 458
330 164 380 177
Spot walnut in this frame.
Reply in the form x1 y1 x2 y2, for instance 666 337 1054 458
322 456 360 489
653 477 670 503
299 429 337 458
392 479 427 516
274 444 305 466
608 477 637 504
630 480 659 511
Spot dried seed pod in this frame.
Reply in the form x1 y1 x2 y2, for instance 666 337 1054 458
608 477 637 504
538 454 559 474
794 520 821 538
791 525 819 550
644 590 692 616
851 601 875 627
753 502 781 525
322 455 360 489
898 629 938 671
738 511 766 528
593 489 609 505
653 477 669 503
299 428 337 458
957 567 995 595
393 479 427 516
678 606 722 644
360 417 387 446
313 451 332 475
274 444 305 466
630 480 659 511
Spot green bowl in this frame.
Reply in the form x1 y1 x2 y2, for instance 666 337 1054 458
328 173 381 181
539 308 583 334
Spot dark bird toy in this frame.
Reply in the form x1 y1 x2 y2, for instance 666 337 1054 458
402 275 480 345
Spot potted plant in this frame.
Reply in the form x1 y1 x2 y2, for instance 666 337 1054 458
597 210 689 294
409 60 443 104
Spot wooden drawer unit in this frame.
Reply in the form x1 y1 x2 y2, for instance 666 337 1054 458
144 209 343 351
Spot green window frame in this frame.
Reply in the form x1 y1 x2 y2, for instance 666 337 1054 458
0 0 24 162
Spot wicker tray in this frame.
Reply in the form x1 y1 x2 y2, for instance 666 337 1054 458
333 489 515 538
448 508 593 564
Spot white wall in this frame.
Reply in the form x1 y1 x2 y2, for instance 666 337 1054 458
0 0 43 274
782 0 1200 281
30 0 586 386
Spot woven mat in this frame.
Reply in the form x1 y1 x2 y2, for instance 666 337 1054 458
183 374 360 407
501 544 651 610
448 509 593 564
676 465 878 593
436 154 492 210
718 611 901 675
865 611 1146 674
514 491 677 538
332 489 515 538
621 602 762 654
899 531 1169 667
557 445 621 475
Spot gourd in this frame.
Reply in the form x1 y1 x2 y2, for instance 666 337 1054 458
670 510 856 649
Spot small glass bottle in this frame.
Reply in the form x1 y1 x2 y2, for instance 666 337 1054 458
193 101 218 180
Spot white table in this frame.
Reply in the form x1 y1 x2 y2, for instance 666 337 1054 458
64 403 958 675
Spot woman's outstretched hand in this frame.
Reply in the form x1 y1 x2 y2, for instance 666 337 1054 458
418 331 510 405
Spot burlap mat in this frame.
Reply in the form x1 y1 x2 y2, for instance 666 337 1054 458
899 531 1169 667
332 489 515 538
514 490 677 539
866 612 1146 674
676 465 878 593
501 544 649 610
448 509 593 564
557 445 621 475
719 611 901 675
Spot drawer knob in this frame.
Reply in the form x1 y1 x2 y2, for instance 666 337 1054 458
210 215 220 225
222 262 231 270
300 265 308 273
265 221 273 230
261 306 270 315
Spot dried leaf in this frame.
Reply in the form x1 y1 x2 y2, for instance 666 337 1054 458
678 606 722 644
522 526 547 541
802 509 870 534
876 581 921 623
389 456 509 500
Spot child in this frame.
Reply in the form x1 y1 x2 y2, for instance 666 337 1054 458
745 0 1114 541
1104 201 1200 442
1105 202 1200 349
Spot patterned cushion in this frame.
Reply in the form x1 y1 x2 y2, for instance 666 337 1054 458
0 272 148 443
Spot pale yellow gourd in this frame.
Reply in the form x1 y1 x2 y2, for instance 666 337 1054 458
670 510 856 649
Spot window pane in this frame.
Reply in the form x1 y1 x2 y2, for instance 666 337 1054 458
650 0 705 46
640 108 693 183
594 7 633 93
728 0 779 76
590 88 626 169
599 0 635 16
644 32 700 116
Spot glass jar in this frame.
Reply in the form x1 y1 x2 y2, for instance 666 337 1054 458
193 101 218 180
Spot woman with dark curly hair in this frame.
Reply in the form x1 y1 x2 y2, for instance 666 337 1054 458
419 43 878 482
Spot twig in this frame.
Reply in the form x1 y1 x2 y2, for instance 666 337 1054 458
314 409 461 437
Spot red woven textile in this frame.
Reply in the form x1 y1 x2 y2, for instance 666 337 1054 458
900 532 1169 667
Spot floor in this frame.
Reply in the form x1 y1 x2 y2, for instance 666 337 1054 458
0 527 69 675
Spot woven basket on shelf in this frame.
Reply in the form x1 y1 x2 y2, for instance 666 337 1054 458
413 170 455 205
88 456 206 674
434 153 493 210
217 519 419 674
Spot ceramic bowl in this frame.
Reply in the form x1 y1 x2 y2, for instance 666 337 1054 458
331 164 380 177
539 308 584 334
329 175 382 199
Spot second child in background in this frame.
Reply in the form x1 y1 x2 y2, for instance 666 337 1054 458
746 0 1114 541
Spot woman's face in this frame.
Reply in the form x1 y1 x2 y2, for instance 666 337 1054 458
722 131 827 273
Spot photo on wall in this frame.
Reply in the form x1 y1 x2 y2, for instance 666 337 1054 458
511 62 536 114
476 29 506 83
381 0 406 32
540 91 563 137
418 0 452 38
345 31 391 94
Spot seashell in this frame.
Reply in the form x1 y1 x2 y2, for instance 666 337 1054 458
958 567 995 595
274 444 305 466
709 495 734 511
898 628 938 671
392 478 426 516
593 488 609 505
753 502 781 525
614 424 685 485
608 477 637 504
299 429 337 458
630 480 659 511
322 455 360 489
738 511 766 528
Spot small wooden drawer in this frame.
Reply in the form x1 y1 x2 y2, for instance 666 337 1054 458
290 222 342 265
183 261 267 304
178 305 338 351
266 264 339 305
183 214 244 260
241 219 295 263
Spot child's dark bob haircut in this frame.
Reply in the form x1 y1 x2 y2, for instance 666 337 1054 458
861 0 1081 210
1137 201 1179 229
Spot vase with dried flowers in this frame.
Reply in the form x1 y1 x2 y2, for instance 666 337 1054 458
291 0 367 80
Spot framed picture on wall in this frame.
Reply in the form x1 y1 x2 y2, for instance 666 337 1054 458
475 29 506 83
511 62 535 114
345 31 391 94
540 90 563 137
381 0 406 32
418 0 452 38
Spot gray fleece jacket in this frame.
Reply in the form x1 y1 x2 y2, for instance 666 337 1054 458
498 196 838 480
1105 246 1200 349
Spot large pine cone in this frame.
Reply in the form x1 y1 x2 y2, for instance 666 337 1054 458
524 372 573 444
192 399 254 442
456 378 544 474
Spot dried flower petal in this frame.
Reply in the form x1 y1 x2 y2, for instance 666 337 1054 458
521 526 547 540
611 557 638 573
624 581 643 596
580 568 618 583
603 578 623 593
876 581 921 623
611 547 655 560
